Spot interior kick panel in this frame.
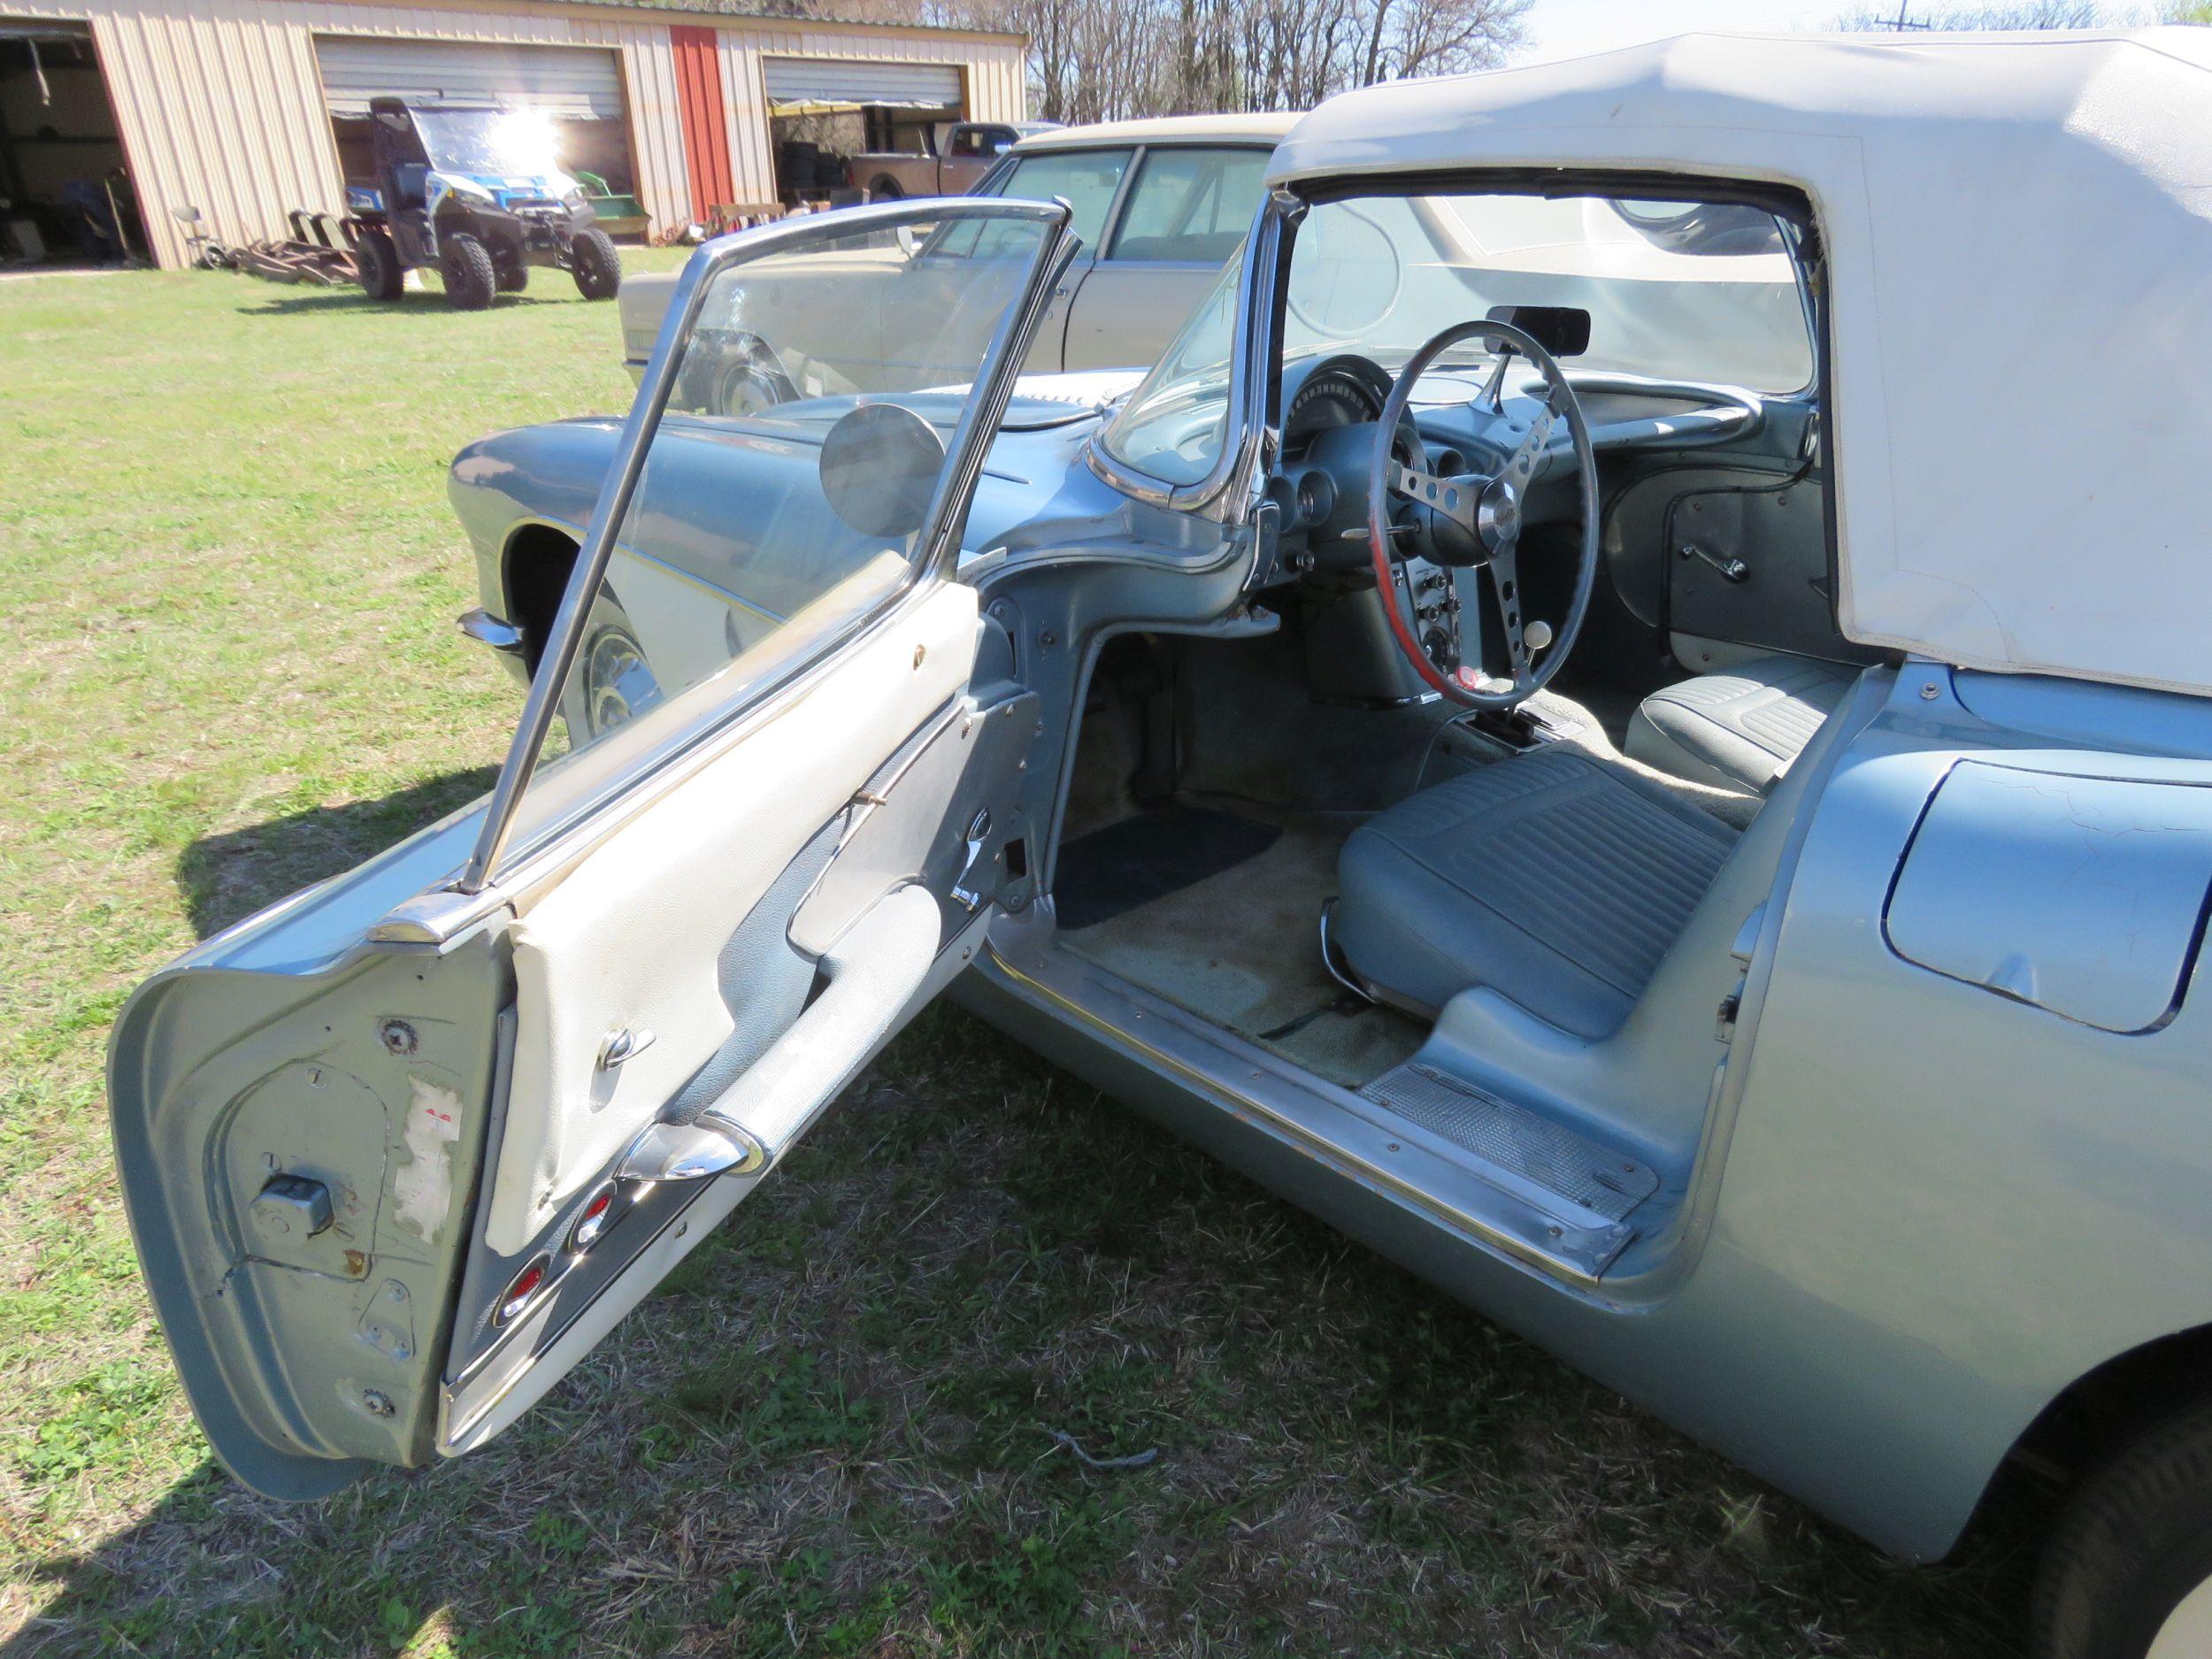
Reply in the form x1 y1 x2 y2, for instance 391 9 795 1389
789 686 1043 955
1603 465 1868 665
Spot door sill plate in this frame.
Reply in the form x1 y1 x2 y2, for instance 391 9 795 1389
977 912 1643 1283
1363 1062 1658 1225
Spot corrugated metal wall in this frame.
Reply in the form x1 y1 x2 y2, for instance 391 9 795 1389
668 23 730 218
0 0 1025 267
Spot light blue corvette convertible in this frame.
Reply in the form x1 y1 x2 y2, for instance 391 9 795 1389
111 30 2212 1659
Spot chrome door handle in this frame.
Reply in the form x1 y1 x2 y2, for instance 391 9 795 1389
617 1112 767 1184
949 808 993 912
596 1025 656 1070
611 886 939 1187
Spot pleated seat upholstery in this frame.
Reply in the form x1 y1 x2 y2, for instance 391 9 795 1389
1626 653 1856 794
1333 747 1740 1038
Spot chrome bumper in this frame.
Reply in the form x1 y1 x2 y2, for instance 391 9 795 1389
458 607 526 656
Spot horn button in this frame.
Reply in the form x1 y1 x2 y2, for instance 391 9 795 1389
1417 473 1521 568
1476 477 1522 555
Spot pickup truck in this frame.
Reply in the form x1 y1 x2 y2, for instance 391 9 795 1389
855 120 1056 199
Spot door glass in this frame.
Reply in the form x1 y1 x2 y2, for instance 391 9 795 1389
1108 147 1268 265
488 206 1063 873
949 147 1132 256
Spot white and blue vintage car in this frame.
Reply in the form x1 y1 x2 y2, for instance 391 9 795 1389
111 30 2212 1659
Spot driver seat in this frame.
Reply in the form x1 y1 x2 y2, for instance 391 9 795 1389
1332 747 1740 1039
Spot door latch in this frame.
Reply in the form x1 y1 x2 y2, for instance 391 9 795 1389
949 808 993 912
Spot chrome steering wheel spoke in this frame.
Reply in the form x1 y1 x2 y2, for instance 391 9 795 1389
1485 541 1530 681
1502 405 1557 493
1390 462 1483 533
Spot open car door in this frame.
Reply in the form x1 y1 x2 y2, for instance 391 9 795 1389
108 198 1075 1497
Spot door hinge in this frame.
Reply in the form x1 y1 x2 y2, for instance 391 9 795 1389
1715 986 1743 1042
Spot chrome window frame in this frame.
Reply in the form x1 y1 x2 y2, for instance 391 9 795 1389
456 196 1077 894
1083 184 1296 523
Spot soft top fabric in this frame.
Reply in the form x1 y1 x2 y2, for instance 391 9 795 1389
1271 29 2212 698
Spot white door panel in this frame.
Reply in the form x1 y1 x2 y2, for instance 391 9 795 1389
491 581 979 1254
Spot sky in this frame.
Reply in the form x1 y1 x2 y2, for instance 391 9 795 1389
1518 0 1876 61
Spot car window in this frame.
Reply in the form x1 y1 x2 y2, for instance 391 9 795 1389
951 126 1018 160
1108 147 1269 265
950 147 1133 258
493 208 1062 871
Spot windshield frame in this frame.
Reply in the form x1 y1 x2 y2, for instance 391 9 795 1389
1085 187 1288 518
1090 170 1821 517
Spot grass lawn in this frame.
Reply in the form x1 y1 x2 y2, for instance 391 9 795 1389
0 257 2030 1657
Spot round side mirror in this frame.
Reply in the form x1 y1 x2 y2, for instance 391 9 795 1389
818 402 947 540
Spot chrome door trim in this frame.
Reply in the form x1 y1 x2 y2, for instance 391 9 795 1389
457 196 1076 894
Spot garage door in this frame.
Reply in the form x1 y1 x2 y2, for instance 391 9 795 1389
761 57 962 111
317 38 626 120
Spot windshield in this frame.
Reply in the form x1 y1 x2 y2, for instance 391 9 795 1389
1101 190 1814 488
413 107 565 178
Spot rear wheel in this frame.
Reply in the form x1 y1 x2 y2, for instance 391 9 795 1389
868 176 905 201
2034 1402 2212 1659
570 227 620 300
355 227 403 302
556 592 660 746
440 233 496 311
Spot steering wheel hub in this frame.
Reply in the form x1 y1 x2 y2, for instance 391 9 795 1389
1476 477 1523 555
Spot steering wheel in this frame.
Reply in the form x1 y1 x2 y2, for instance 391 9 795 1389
1363 319 1601 710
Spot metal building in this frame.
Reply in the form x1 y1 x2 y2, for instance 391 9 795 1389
0 0 1027 269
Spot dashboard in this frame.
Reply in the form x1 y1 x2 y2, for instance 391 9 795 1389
1264 349 1772 576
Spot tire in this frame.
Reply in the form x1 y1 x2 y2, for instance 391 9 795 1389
569 227 620 300
495 257 528 294
677 334 796 418
355 227 403 301
439 232 496 311
2033 1402 2212 1659
868 176 905 202
556 592 660 747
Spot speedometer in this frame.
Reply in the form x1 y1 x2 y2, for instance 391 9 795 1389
1287 373 1379 434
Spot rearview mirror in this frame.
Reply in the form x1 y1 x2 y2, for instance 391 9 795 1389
1486 304 1591 359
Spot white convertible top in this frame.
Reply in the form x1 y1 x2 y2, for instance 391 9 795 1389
1273 29 2212 698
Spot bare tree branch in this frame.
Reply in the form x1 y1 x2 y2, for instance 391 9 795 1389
932 0 1529 118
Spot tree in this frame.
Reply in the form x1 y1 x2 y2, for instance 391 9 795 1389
1833 2 2116 27
936 0 1530 122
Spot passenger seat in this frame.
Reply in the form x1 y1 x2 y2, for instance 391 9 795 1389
1626 652 1856 795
